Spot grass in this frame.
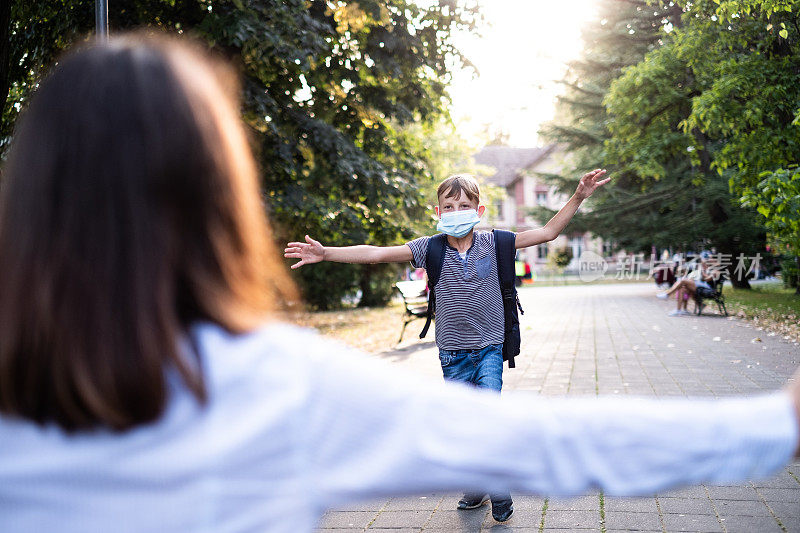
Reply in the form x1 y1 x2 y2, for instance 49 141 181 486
723 282 800 343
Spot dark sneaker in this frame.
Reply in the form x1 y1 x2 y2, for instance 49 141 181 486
457 493 490 510
492 501 514 522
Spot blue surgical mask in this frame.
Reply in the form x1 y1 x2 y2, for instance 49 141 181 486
437 209 481 238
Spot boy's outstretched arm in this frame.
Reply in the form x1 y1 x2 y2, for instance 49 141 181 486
515 169 610 249
788 366 800 457
284 235 413 269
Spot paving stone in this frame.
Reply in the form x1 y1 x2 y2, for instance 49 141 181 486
661 512 724 532
368 510 431 529
546 495 600 511
365 529 420 532
753 469 800 488
384 495 440 511
658 497 715 514
779 515 800 532
334 498 389 512
604 511 663 531
658 486 711 499
718 514 784 533
511 496 546 512
603 497 658 513
768 501 800 518
541 510 601 529
756 487 800 502
605 530 662 533
424 509 487 529
319 511 376 529
705 485 758 500
712 498 772 516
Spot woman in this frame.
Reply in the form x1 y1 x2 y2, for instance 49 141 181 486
0 34 798 533
657 259 718 316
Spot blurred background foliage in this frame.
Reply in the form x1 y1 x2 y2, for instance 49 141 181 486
1 0 482 309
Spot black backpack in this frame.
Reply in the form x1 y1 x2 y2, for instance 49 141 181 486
418 229 524 368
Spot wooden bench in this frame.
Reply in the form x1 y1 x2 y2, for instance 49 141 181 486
394 280 429 345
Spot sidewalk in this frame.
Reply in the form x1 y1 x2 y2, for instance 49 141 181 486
317 283 800 532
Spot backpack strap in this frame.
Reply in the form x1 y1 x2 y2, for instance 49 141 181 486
493 229 517 294
419 234 447 339
494 229 523 316
493 229 523 368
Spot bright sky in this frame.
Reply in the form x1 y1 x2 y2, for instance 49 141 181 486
448 0 599 147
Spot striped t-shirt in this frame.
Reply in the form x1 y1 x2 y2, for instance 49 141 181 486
406 231 507 350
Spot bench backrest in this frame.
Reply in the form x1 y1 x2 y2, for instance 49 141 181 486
395 280 427 300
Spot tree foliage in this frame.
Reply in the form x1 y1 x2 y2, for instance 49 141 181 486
742 167 800 257
2 0 479 309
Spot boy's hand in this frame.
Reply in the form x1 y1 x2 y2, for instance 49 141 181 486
284 235 325 269
575 169 611 200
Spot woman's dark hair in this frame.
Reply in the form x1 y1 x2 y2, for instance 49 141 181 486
0 33 296 432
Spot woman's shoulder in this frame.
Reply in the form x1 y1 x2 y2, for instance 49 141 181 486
188 321 325 380
191 320 322 360
189 320 372 379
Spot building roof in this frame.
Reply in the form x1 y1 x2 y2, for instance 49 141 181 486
473 145 556 187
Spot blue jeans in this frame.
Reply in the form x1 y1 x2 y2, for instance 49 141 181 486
438 343 511 508
438 343 503 391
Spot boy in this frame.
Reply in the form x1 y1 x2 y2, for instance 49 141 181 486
285 169 610 521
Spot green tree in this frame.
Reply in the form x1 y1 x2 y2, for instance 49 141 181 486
672 0 800 284
2 0 479 309
602 27 767 287
537 0 703 253
540 0 768 288
742 167 800 292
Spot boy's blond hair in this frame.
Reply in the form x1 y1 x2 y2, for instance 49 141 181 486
437 174 481 205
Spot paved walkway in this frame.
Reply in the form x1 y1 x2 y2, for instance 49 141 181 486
317 283 800 532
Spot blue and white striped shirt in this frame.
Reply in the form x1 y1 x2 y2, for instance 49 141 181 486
406 231 506 350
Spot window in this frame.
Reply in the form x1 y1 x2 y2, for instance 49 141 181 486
493 201 504 221
537 243 548 260
569 235 583 259
602 240 614 256
536 191 548 205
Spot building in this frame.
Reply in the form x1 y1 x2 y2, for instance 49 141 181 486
473 144 603 271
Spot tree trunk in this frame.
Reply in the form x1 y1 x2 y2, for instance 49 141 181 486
796 256 800 295
357 263 394 308
727 263 751 289
0 0 11 119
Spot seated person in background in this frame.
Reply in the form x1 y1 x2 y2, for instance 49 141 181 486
652 262 677 289
657 259 718 316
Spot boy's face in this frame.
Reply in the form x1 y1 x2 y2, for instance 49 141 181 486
435 188 485 218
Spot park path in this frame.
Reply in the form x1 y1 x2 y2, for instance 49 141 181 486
317 282 800 533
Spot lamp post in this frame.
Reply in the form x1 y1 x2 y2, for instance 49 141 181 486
95 0 108 41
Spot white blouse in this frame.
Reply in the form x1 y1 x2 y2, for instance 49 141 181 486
0 322 797 533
